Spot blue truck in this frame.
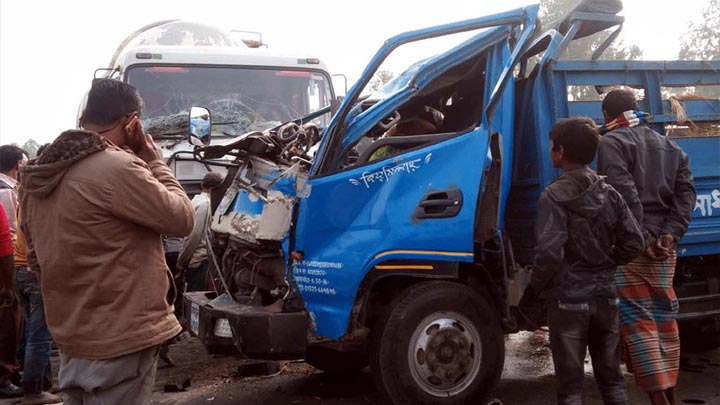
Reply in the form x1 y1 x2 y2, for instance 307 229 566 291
182 1 720 403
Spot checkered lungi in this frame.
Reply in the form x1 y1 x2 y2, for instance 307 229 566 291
615 252 680 392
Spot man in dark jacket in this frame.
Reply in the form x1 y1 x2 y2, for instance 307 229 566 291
597 89 696 405
523 117 644 405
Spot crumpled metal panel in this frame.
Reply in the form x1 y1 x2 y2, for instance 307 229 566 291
212 157 304 242
257 196 294 240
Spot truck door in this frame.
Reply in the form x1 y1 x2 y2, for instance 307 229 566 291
292 7 539 339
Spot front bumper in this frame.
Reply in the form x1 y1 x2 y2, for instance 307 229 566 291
183 291 238 354
183 291 309 359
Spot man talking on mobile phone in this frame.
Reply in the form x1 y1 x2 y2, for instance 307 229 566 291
19 78 194 404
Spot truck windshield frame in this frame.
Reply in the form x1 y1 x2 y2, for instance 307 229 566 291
125 64 334 136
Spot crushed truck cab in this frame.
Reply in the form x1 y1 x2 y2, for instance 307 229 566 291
184 1 720 403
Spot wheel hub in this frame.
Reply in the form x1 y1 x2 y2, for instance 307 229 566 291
425 328 471 381
408 313 482 397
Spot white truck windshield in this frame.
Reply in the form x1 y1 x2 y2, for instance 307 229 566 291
126 66 333 136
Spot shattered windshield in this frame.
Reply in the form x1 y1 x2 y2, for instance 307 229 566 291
126 66 333 136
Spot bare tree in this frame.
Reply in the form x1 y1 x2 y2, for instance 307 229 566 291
679 0 720 61
677 0 720 98
367 70 396 93
22 139 40 158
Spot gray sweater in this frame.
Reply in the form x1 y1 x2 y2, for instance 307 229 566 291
597 125 696 244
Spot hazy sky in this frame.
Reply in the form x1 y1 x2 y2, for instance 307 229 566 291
0 0 710 145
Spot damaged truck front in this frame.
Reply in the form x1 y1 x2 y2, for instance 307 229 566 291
184 1 720 404
186 6 540 404
186 130 315 355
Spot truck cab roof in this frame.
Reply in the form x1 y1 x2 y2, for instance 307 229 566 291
116 45 330 73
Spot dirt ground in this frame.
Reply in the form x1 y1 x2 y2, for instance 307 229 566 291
1 331 718 405
148 332 720 405
148 336 377 405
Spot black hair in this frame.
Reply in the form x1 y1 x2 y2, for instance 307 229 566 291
0 145 27 172
602 89 638 119
549 117 600 165
36 143 51 157
201 172 224 190
81 78 143 126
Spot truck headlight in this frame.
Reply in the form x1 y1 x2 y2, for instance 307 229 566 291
213 318 233 338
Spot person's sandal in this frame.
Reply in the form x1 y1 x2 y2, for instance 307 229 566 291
22 391 63 405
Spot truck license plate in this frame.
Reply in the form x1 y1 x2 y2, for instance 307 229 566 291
190 303 199 336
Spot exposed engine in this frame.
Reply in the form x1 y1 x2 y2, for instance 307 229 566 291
205 123 317 311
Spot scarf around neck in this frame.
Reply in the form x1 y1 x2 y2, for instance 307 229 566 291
599 110 651 135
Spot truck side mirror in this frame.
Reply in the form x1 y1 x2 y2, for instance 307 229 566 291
188 106 212 146
332 74 348 96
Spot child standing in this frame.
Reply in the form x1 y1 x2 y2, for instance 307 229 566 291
521 117 645 405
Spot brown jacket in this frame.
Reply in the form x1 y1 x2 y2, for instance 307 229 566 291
20 131 194 360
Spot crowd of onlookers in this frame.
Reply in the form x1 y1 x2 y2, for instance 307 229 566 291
0 77 698 405
0 143 62 404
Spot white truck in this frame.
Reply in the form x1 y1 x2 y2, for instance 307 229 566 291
83 20 338 195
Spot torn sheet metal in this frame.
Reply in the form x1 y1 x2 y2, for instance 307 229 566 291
212 157 305 242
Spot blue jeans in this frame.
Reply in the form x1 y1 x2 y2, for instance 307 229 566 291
13 267 53 394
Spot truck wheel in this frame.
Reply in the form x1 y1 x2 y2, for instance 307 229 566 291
305 346 369 373
370 281 504 405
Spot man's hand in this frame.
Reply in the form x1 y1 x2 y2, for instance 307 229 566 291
125 117 163 163
657 234 676 252
136 133 163 163
644 238 670 261
125 115 145 152
644 246 665 260
0 287 15 308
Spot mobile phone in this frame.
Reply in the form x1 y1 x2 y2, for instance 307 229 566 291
124 114 145 154
125 115 140 135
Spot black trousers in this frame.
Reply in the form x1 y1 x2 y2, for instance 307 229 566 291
548 298 628 405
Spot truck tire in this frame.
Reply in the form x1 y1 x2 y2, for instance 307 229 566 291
305 346 369 373
369 280 504 405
